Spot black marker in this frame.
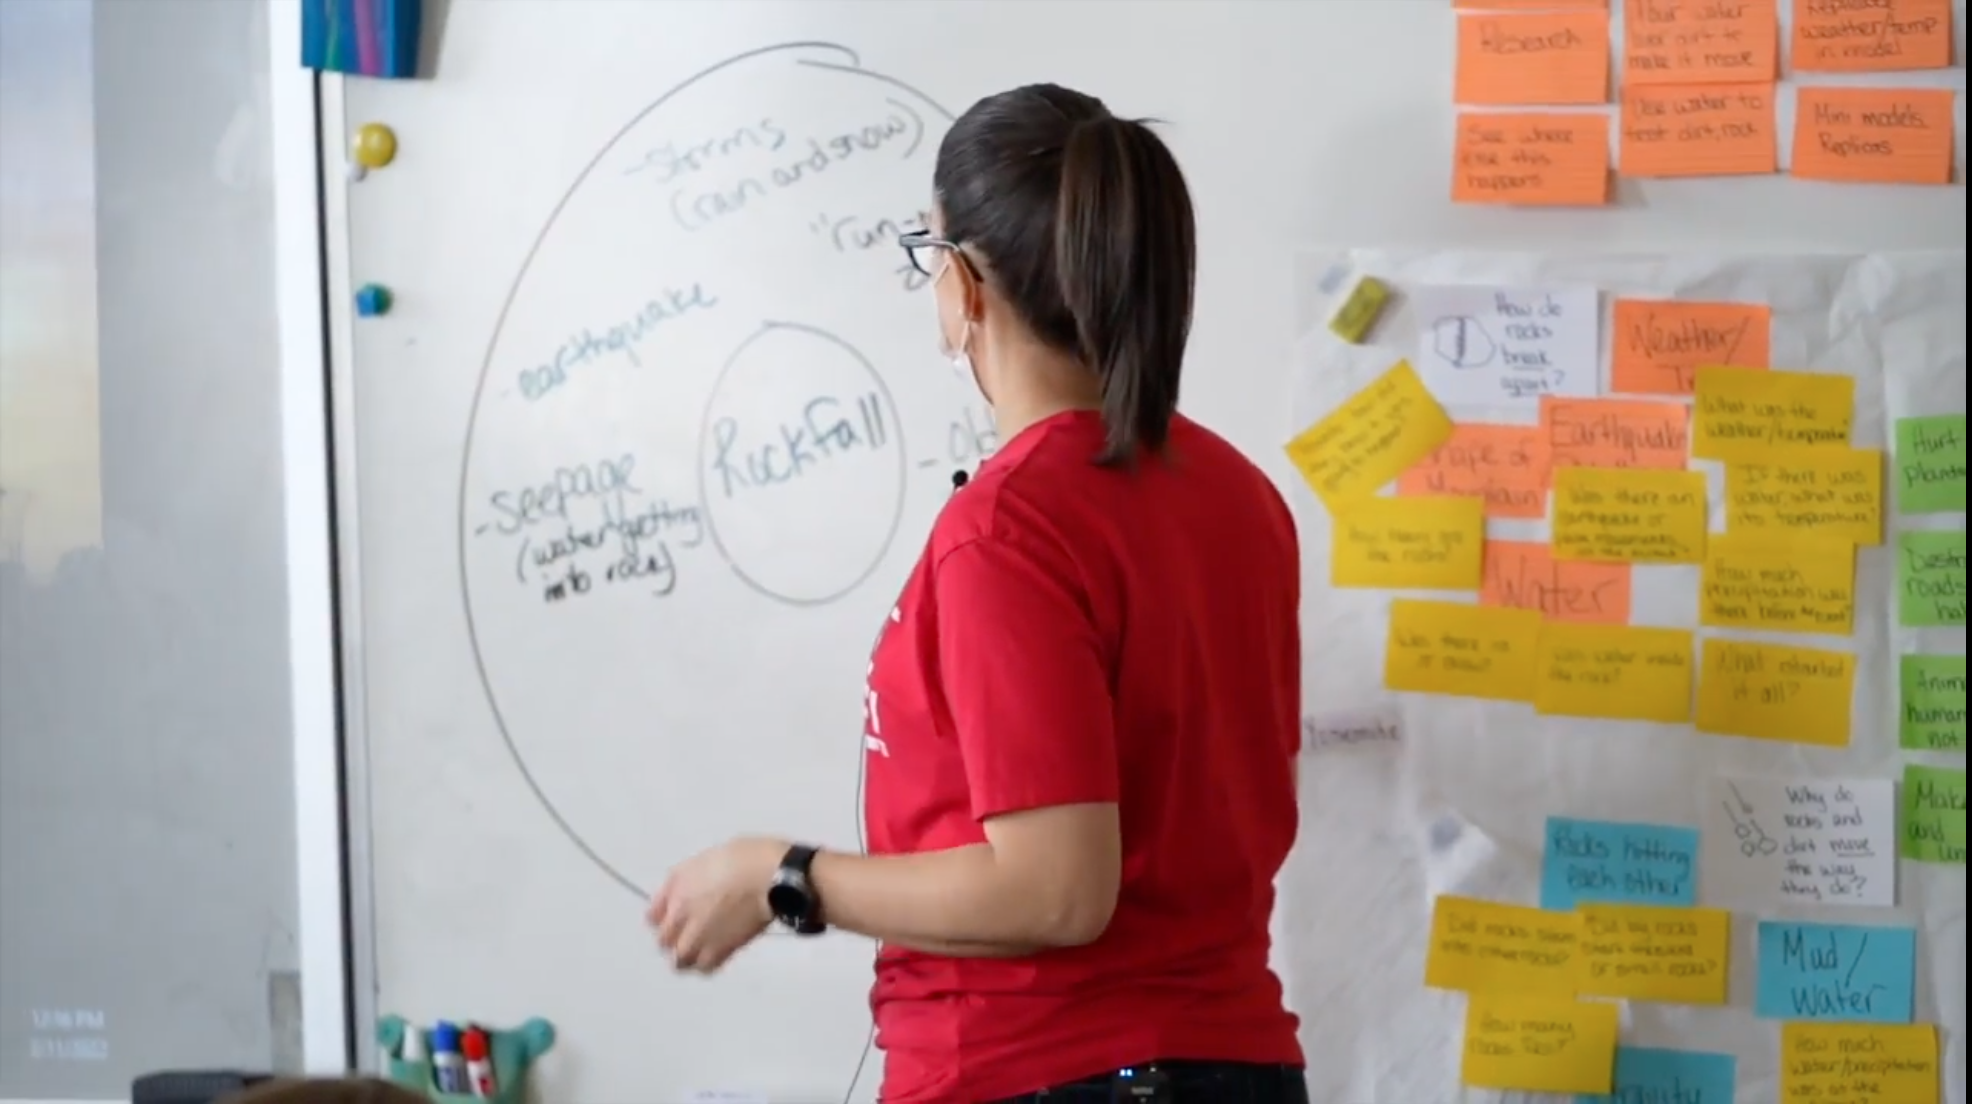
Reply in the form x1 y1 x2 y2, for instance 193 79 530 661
951 470 969 491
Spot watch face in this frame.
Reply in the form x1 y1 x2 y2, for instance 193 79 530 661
767 879 807 920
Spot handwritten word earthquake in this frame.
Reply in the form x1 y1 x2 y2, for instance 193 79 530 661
1755 920 1916 1025
1411 285 1599 406
1540 815 1698 911
1542 397 1690 470
1696 639 1855 747
1622 0 1779 85
1703 776 1895 908
1285 360 1452 506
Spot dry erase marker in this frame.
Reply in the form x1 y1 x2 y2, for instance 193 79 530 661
398 1022 426 1064
462 1027 497 1098
430 1022 467 1094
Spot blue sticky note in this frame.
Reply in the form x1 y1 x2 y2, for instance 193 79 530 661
1540 816 1699 910
1755 920 1917 1024
1577 1046 1736 1104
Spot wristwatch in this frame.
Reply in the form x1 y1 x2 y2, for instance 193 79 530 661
767 844 827 935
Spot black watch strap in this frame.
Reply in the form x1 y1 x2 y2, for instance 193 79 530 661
773 844 827 935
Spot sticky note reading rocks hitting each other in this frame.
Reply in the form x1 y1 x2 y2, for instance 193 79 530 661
1609 299 1770 396
1700 537 1856 636
1901 763 1966 866
1791 87 1957 186
1577 904 1731 1004
1453 113 1612 208
1462 994 1617 1096
1535 623 1694 724
1385 600 1541 701
1482 540 1633 624
1900 654 1966 752
1897 528 1967 628
1895 413 1966 515
1695 639 1855 747
1551 467 1707 564
1396 423 1550 519
1578 1046 1736 1104
1540 815 1698 911
1724 447 1883 546
1693 366 1855 462
1702 776 1896 909
1780 1023 1940 1104
1331 497 1484 590
1426 894 1579 994
1755 920 1916 1024
1542 397 1690 470
1285 360 1452 507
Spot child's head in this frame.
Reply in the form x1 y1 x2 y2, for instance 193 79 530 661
226 1078 428 1104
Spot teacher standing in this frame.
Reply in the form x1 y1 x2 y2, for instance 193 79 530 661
650 83 1308 1104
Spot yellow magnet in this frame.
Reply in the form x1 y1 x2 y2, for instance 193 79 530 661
351 123 398 170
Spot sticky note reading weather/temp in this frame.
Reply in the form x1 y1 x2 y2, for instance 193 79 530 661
1578 904 1731 1004
1897 529 1966 627
1901 764 1966 866
1285 360 1452 506
1895 413 1966 514
1695 639 1854 747
1426 895 1579 993
1791 0 1953 73
1453 113 1611 208
1724 448 1883 546
1781 1023 1940 1104
1462 994 1617 1096
1385 600 1541 702
1331 497 1484 590
1552 467 1707 564
1535 623 1694 724
1755 920 1916 1024
1900 654 1966 752
1541 816 1697 911
1609 299 1770 395
1693 366 1855 462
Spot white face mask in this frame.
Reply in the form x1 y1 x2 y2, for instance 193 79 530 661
933 256 981 397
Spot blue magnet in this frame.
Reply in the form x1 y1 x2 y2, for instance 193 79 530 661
355 284 393 317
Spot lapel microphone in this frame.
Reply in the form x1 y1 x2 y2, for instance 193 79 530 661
951 470 969 492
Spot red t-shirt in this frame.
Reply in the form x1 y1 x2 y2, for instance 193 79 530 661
860 409 1304 1103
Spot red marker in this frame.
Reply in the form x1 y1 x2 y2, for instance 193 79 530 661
461 1027 497 1099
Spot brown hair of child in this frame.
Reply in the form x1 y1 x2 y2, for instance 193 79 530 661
226 1078 430 1104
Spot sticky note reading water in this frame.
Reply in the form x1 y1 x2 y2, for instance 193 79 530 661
1901 763 1966 866
1461 994 1617 1095
1619 83 1778 180
1542 397 1691 470
1551 467 1707 564
1426 894 1580 993
1285 361 1453 507
1577 904 1731 1004
1396 424 1550 520
1623 0 1778 84
1609 299 1771 395
1331 496 1485 590
1900 654 1966 752
1693 366 1855 462
1791 0 1953 73
1695 639 1854 747
1780 1022 1939 1104
1577 1046 1736 1104
1896 528 1966 628
1700 537 1855 636
1482 540 1633 624
1455 10 1612 106
1540 815 1698 911
1755 920 1916 1024
1453 113 1612 207
1702 776 1896 910
1535 622 1694 724
1723 447 1883 546
1894 413 1966 515
1385 600 1541 701
1791 87 1956 186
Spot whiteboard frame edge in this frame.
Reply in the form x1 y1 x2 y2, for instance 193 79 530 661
268 0 353 1075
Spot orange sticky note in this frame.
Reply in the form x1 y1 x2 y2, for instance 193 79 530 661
1482 539 1634 624
1542 397 1690 469
1457 0 1607 8
1610 299 1771 394
1454 114 1611 206
1456 11 1612 106
1622 0 1778 85
1792 0 1952 73
1397 424 1552 520
1791 87 1955 185
1619 83 1776 177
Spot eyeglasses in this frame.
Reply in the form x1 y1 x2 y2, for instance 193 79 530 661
898 229 976 280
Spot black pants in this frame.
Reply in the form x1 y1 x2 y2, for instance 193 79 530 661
986 1060 1310 1103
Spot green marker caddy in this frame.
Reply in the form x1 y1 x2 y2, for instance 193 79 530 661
377 1015 554 1104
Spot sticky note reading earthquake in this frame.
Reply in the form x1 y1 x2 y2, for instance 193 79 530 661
1577 904 1731 1005
1696 639 1854 747
1461 994 1616 1095
1608 300 1770 395
1780 1023 1939 1104
1454 10 1611 107
1551 467 1707 564
1385 600 1541 701
1285 361 1452 507
1542 397 1690 470
1425 895 1579 994
1534 622 1694 724
1692 366 1855 462
1700 537 1856 636
1724 448 1883 546
1331 497 1484 590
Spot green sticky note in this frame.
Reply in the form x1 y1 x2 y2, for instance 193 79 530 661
1897 529 1967 627
1901 763 1966 864
1901 654 1967 752
1895 414 1967 515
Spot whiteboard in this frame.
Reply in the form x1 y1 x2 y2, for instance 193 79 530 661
326 2 1967 1100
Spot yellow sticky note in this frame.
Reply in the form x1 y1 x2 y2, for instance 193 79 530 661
1781 1023 1939 1104
1285 361 1454 507
1692 366 1855 462
1332 496 1485 590
1577 904 1731 1004
1696 639 1855 747
1552 467 1708 564
1461 994 1618 1096
1385 600 1541 701
1425 895 1580 994
1701 537 1856 636
1724 447 1883 546
1535 623 1694 724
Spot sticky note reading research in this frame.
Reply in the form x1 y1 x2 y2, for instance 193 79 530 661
1461 994 1616 1096
1695 639 1854 748
1755 920 1916 1024
1551 467 1707 564
1692 366 1854 462
1577 904 1731 1005
1385 600 1541 702
1780 1023 1939 1104
1425 894 1579 994
1534 622 1694 725
1284 360 1452 506
1331 497 1484 590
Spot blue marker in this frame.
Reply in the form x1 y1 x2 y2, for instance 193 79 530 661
429 1021 468 1094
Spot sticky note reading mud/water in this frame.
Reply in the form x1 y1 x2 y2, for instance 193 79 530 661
1693 366 1854 462
1623 0 1778 85
1535 622 1694 724
1724 447 1883 546
1540 815 1698 911
1695 639 1854 747
1396 424 1550 519
1610 299 1770 395
1285 361 1453 506
1426 895 1580 993
1700 537 1855 636
1461 994 1617 1096
1453 113 1612 208
1702 776 1896 909
1755 920 1916 1024
1542 397 1690 470
1897 528 1966 628
1895 413 1967 514
1780 1023 1939 1104
1791 87 1956 186
1385 600 1541 701
1482 540 1633 624
1552 467 1706 564
1791 0 1953 73
1900 654 1966 752
1331 497 1485 590
1901 763 1966 866
1577 904 1731 1005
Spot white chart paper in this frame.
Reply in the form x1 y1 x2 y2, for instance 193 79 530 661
1703 776 1897 909
1410 285 1600 408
